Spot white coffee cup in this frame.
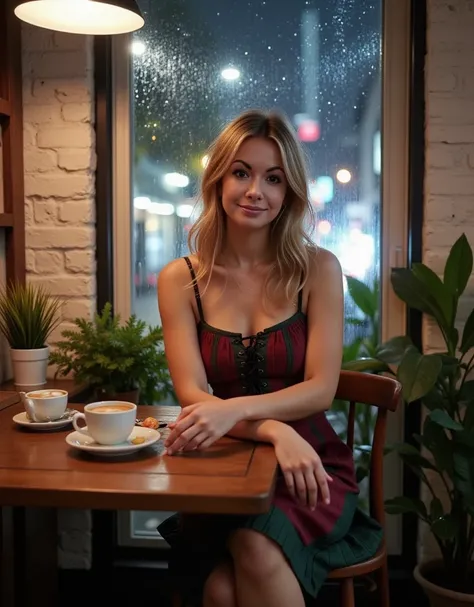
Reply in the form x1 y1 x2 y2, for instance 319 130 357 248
72 401 137 445
20 389 68 422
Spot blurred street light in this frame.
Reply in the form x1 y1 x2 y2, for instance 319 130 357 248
336 169 352 184
221 67 240 81
132 40 146 55
163 173 189 188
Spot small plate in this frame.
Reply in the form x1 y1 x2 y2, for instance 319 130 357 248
13 409 77 431
65 426 161 456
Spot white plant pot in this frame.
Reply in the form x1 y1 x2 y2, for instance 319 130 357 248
10 346 49 387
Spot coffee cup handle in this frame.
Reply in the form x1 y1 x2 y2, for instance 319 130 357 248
22 396 38 422
72 412 89 435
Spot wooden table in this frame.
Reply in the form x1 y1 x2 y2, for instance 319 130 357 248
0 401 278 607
0 391 20 411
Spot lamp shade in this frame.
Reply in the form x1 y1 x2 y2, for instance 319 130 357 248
14 0 144 35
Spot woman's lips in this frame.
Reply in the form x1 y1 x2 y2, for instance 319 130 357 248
238 204 266 215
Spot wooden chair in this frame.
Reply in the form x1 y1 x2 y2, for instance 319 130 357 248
171 369 402 607
325 370 402 607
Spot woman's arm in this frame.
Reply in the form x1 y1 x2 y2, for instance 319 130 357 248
157 259 287 444
228 248 344 422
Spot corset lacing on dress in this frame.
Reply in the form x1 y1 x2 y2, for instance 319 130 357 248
233 333 268 395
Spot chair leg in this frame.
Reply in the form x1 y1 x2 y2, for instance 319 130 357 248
376 559 390 607
340 577 355 607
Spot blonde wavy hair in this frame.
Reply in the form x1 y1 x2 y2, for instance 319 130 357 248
188 109 317 303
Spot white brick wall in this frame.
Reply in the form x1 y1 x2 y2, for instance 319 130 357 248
22 25 96 570
22 26 96 349
422 0 474 560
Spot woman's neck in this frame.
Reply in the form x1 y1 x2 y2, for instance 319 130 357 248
220 225 273 269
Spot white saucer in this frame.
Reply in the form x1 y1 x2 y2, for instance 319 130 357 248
65 426 161 456
13 409 77 431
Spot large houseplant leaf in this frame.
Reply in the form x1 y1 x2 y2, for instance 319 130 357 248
422 418 454 475
460 307 474 354
391 268 448 332
432 515 459 541
412 263 454 327
342 357 391 373
444 233 473 299
397 348 442 404
376 335 413 364
345 275 377 318
429 409 464 431
385 496 427 518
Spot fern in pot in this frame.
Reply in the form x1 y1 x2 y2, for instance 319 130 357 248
49 303 175 404
345 234 474 605
0 282 63 387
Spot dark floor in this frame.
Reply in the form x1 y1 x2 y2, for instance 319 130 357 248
60 564 430 607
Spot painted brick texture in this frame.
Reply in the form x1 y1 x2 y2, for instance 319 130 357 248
22 26 96 351
422 0 474 560
22 24 96 570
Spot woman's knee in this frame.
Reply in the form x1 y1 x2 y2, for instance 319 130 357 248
203 561 236 607
228 528 287 579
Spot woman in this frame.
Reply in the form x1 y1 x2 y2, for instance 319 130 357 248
157 109 382 607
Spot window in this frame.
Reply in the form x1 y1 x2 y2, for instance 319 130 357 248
113 0 411 555
131 0 383 328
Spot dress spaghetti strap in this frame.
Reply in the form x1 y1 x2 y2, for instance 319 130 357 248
183 256 205 322
297 271 304 312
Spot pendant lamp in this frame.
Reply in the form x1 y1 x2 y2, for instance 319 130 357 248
14 0 144 35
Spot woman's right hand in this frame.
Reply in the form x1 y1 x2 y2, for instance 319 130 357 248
271 424 333 510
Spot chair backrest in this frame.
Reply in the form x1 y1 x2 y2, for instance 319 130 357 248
335 370 402 527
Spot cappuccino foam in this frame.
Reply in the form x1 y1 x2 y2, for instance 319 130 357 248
91 404 134 413
28 390 66 399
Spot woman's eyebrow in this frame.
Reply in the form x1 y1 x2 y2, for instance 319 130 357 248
232 159 284 172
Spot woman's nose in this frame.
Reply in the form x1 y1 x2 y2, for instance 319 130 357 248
246 181 263 200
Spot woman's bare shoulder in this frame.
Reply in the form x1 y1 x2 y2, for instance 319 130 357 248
158 255 198 288
307 246 342 282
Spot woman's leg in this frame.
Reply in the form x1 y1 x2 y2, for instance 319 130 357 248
203 560 237 607
228 529 306 607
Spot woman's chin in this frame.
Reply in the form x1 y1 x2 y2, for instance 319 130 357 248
227 215 271 231
225 210 274 230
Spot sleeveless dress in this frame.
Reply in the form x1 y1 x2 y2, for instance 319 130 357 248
158 257 383 601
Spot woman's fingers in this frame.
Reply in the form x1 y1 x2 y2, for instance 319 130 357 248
165 425 202 455
195 435 220 451
315 465 331 505
293 470 307 506
182 432 210 452
304 466 318 510
284 471 296 499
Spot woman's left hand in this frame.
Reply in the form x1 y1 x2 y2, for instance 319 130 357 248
164 401 242 455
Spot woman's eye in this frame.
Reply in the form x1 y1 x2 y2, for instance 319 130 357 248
232 169 248 179
267 174 282 184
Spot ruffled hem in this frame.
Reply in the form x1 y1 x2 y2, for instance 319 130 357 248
158 498 383 600
239 499 383 597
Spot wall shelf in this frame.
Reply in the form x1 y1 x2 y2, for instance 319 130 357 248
0 0 25 283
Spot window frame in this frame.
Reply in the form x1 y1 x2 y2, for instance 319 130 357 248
94 0 424 565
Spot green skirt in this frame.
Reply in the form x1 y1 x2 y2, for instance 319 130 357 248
159 497 382 602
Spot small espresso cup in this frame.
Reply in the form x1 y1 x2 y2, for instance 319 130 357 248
72 401 137 445
21 389 68 422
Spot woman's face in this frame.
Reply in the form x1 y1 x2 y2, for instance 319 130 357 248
220 137 287 230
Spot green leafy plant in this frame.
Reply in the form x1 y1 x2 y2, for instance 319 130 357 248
49 303 175 405
0 282 63 349
346 234 474 593
332 276 380 492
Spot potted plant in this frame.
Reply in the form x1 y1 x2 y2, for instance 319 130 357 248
49 302 175 404
0 282 63 387
345 233 474 605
